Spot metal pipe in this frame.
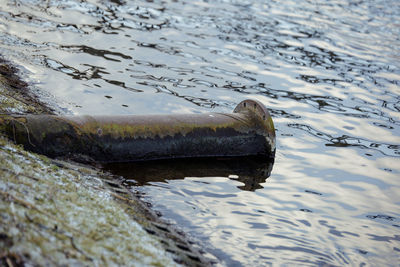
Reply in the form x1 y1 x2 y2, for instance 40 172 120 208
0 99 275 163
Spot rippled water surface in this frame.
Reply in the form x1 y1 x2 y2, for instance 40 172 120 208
1 0 400 265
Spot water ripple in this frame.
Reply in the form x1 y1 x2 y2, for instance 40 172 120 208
1 0 400 265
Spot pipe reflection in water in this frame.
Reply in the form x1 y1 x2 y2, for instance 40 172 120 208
102 157 274 191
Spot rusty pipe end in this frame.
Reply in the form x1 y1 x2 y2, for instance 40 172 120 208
234 99 276 157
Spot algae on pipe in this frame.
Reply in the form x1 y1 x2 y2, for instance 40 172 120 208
0 99 276 163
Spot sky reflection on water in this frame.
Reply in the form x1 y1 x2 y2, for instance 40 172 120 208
0 0 399 265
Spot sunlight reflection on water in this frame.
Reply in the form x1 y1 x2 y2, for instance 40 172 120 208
1 0 399 265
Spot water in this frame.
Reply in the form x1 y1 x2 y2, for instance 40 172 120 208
1 0 400 265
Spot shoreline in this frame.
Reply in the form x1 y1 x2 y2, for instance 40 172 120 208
0 57 212 266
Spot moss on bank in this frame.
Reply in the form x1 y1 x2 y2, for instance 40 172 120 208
0 59 53 115
0 58 210 266
0 137 178 266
